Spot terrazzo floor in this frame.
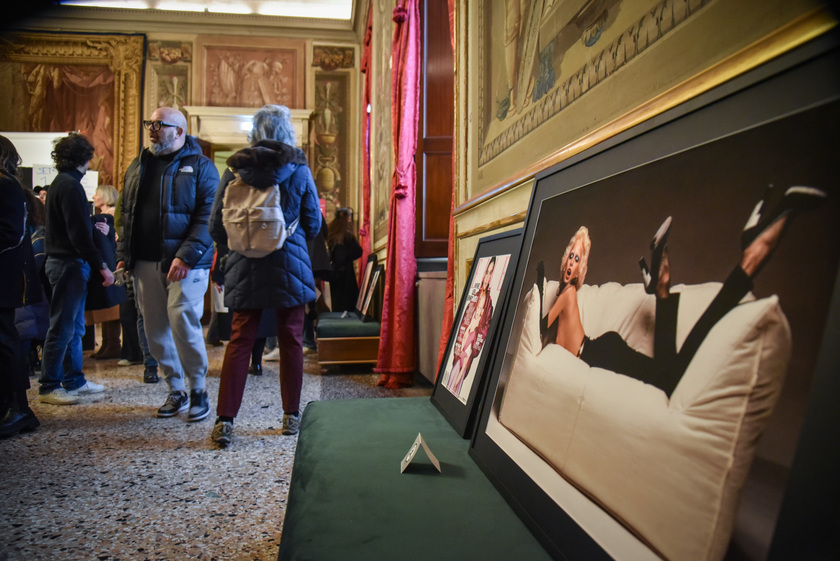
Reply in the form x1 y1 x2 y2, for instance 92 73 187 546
0 340 432 561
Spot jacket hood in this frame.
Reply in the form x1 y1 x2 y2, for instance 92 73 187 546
226 141 306 189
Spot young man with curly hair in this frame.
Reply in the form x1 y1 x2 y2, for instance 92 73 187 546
39 133 114 405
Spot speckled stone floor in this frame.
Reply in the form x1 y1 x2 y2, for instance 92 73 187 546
0 340 432 561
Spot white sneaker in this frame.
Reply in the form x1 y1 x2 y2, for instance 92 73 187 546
264 348 280 361
39 388 80 405
68 381 106 395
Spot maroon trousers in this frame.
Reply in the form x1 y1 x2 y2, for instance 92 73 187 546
216 306 305 418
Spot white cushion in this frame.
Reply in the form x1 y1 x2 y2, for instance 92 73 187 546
499 282 791 561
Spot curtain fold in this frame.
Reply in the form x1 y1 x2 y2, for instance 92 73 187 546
375 0 421 389
436 0 458 375
25 63 116 185
358 5 374 285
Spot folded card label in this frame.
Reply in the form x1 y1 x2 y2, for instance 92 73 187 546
400 433 441 473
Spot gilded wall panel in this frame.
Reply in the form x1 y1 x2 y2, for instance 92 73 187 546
0 32 144 187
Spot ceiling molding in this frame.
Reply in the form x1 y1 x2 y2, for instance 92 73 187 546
10 4 365 40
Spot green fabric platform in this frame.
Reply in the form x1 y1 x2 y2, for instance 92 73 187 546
278 397 552 561
315 316 381 338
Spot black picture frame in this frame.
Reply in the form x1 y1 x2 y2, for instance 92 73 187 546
360 264 383 320
431 229 521 439
469 34 840 561
355 255 378 315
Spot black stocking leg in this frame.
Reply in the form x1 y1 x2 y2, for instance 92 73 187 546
675 267 753 375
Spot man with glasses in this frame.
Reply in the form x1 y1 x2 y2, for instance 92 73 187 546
117 107 219 422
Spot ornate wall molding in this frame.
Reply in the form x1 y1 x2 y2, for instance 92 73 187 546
0 31 144 187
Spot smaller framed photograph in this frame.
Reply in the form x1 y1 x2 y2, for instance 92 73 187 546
355 255 377 313
431 229 522 439
360 265 383 320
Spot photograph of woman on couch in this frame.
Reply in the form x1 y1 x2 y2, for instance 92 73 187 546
538 184 826 398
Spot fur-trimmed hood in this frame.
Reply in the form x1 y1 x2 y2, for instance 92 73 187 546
225 140 307 189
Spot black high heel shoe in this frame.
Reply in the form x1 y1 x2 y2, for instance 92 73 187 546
639 216 672 295
741 185 827 249
249 363 263 376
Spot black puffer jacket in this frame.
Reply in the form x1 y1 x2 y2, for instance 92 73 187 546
118 135 219 270
208 140 322 309
0 173 41 309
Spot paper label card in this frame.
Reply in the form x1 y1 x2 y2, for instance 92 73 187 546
400 433 441 473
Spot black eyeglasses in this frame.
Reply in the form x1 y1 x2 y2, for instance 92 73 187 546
143 120 179 132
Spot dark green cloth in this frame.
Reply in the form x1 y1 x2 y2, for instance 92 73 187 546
315 317 380 338
278 397 551 561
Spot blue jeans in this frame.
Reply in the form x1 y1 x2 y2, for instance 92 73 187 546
39 257 91 393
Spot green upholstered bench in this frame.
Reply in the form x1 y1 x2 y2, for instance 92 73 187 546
315 316 381 364
316 260 384 365
277 398 552 561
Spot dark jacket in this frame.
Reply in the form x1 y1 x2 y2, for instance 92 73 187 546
209 140 322 310
1 173 41 309
86 214 126 310
118 135 219 270
44 168 106 270
328 236 363 312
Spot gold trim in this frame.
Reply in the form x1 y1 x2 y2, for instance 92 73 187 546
457 211 527 240
456 8 835 216
0 32 144 187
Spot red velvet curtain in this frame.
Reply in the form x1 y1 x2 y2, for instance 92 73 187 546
375 0 421 389
436 0 458 373
358 6 374 285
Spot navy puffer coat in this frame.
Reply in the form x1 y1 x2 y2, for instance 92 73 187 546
118 135 219 271
209 140 322 310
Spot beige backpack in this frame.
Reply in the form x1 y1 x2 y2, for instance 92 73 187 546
221 172 299 258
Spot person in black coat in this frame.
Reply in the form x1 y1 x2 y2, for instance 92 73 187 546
326 208 363 313
0 135 41 437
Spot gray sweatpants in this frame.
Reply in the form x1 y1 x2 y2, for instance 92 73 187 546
133 260 209 393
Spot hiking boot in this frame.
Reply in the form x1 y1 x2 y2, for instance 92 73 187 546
187 390 210 422
211 420 233 446
282 412 300 436
157 391 188 417
68 380 106 395
39 388 80 406
143 366 160 384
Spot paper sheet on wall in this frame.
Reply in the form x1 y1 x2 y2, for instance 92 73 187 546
33 164 99 200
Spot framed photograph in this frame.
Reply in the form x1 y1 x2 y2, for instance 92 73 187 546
432 229 521 439
470 36 840 561
360 265 383 320
355 255 378 313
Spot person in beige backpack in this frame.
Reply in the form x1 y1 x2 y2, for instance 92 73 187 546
208 105 322 445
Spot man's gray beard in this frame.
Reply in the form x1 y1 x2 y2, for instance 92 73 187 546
149 139 172 155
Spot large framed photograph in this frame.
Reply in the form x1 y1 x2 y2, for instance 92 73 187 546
432 229 521 438
470 36 840 561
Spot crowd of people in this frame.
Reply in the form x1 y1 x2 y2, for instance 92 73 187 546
0 104 363 445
